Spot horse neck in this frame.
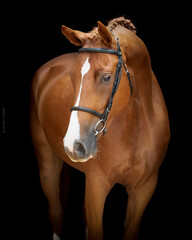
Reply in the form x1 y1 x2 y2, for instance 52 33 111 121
114 28 153 113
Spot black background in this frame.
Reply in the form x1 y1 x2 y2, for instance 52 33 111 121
2 2 188 240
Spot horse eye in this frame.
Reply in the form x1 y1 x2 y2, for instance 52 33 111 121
101 74 112 83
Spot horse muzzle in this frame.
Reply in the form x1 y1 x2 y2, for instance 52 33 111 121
63 129 97 163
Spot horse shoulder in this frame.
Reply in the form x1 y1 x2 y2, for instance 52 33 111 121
151 71 170 137
135 71 170 172
31 53 77 105
30 53 77 150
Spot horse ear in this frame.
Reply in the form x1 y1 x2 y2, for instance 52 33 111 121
61 25 87 46
97 21 112 47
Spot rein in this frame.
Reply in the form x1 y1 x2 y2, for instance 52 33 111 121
71 38 133 136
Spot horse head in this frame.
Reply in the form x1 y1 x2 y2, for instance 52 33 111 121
62 21 133 163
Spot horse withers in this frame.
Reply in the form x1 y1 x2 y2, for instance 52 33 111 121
30 17 170 240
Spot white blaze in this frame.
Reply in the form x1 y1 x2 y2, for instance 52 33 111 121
53 233 60 240
63 57 90 153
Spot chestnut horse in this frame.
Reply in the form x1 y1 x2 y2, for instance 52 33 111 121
30 17 170 240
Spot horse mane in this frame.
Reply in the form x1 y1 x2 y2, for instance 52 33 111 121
107 17 136 34
88 17 136 40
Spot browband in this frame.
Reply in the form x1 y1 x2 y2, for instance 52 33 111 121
78 47 120 56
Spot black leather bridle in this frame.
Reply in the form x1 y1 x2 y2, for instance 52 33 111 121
71 38 133 136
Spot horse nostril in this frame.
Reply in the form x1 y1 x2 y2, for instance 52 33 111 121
73 141 87 158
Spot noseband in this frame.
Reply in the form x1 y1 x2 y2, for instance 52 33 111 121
71 38 133 136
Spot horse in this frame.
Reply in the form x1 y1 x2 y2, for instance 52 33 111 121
30 17 170 240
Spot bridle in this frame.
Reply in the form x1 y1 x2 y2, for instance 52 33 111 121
71 37 133 136
71 38 133 136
